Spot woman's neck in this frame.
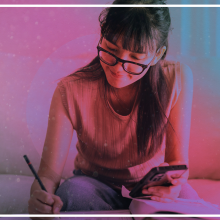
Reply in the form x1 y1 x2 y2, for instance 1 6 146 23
109 82 139 116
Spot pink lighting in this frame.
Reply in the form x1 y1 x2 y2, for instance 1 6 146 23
1 3 220 214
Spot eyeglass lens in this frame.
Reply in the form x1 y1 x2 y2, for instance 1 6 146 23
99 50 143 74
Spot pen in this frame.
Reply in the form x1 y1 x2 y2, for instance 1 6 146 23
23 155 47 192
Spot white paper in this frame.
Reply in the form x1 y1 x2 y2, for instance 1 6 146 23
122 186 220 218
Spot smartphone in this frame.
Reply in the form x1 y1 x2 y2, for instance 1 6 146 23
129 164 188 198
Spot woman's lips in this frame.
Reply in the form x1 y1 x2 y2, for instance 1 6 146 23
109 69 123 79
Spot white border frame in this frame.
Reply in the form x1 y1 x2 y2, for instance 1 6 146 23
1 2 220 219
0 4 219 7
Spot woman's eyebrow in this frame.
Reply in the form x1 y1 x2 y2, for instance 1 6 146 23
131 52 147 58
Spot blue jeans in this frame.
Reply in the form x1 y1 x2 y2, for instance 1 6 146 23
55 170 200 211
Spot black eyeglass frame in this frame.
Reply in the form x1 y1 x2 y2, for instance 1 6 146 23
97 45 151 75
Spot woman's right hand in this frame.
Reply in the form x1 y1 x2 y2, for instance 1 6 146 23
28 189 63 214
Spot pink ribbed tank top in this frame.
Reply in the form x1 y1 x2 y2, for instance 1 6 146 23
57 60 181 189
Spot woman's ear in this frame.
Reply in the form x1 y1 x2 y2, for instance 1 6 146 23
151 46 166 65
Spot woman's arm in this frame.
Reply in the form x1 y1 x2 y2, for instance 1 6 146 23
165 63 193 170
142 63 193 202
29 86 74 214
37 86 74 186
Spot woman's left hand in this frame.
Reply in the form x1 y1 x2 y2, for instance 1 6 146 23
141 162 187 203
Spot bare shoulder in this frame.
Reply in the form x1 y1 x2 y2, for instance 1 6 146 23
179 63 193 89
173 63 193 111
49 85 70 120
51 86 63 105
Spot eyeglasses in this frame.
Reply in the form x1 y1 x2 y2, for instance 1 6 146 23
97 45 151 75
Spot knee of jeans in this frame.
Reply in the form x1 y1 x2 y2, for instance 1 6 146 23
56 177 80 198
55 176 113 211
55 176 100 202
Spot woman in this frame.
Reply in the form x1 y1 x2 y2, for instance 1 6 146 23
28 0 200 214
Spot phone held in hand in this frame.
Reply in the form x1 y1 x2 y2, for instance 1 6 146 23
129 165 188 198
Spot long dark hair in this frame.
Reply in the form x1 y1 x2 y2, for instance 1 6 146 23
71 0 174 158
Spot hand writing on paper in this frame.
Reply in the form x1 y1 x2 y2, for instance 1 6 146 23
28 189 63 220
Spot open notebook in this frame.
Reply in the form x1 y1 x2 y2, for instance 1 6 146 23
122 186 220 219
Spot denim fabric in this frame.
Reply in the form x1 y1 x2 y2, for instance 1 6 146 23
55 170 200 211
55 170 132 211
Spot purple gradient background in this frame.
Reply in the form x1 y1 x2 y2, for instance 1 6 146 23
0 1 220 199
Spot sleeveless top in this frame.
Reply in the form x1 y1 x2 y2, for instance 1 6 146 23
57 60 181 189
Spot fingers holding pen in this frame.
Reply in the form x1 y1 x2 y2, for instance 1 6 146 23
28 199 53 214
51 194 63 214
28 190 63 220
33 191 63 214
34 190 55 205
29 190 54 214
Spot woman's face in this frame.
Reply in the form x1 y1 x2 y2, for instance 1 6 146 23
99 37 157 89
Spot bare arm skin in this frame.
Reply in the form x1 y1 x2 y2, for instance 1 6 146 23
142 63 193 202
29 86 74 214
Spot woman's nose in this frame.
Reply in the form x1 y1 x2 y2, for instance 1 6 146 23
112 53 128 73
112 60 124 73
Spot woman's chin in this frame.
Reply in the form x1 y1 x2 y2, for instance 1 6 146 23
107 80 128 89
